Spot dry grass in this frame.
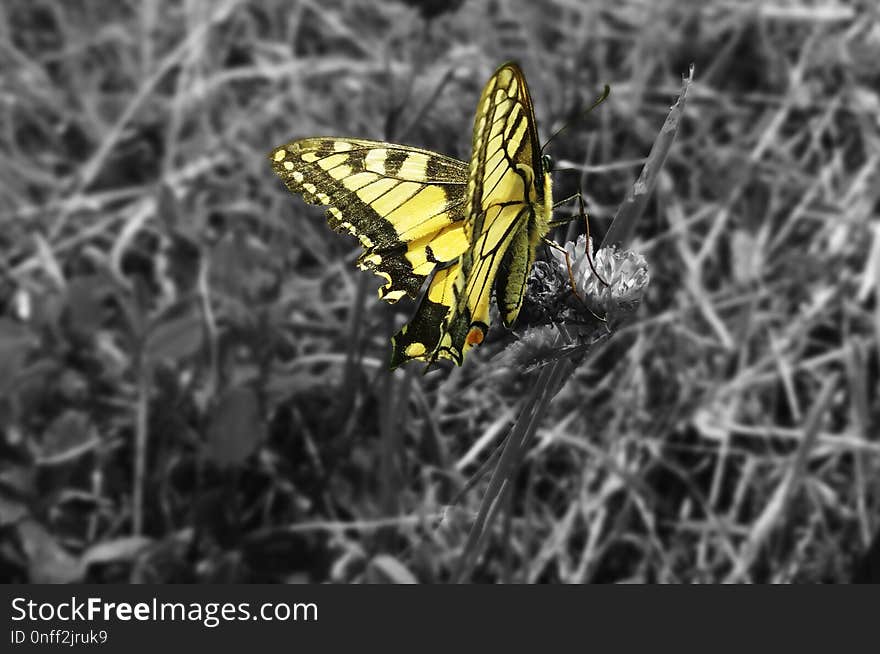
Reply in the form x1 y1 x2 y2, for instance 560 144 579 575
1 0 878 583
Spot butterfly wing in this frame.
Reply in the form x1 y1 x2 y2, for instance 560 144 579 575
432 62 553 365
270 138 470 304
271 63 553 370
388 260 462 367
271 137 482 367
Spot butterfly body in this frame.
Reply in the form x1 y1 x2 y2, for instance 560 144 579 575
271 63 551 368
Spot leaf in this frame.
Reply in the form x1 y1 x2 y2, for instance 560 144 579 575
210 233 279 304
80 535 153 570
17 519 83 583
39 410 98 465
0 460 34 527
0 494 29 526
602 64 694 249
206 386 263 467
65 274 116 336
367 554 419 584
159 230 202 296
0 319 35 394
144 304 204 362
156 185 203 296
731 229 761 285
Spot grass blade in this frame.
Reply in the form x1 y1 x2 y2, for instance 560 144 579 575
602 64 694 249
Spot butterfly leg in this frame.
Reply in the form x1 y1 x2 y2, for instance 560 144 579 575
542 237 608 324
570 182 609 288
542 237 584 302
547 192 585 229
551 192 581 211
548 181 611 287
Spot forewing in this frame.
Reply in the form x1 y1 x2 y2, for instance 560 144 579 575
270 138 470 303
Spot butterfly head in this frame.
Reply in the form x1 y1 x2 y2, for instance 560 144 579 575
541 153 554 174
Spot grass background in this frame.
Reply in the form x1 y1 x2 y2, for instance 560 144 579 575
1 0 879 583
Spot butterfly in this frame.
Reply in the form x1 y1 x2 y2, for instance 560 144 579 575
270 62 553 368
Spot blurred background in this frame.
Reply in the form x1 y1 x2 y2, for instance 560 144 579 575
1 0 879 583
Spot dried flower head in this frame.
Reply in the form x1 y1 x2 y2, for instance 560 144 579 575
522 235 649 328
552 235 650 316
497 236 650 373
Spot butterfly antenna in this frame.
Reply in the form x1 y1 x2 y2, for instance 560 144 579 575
541 84 611 154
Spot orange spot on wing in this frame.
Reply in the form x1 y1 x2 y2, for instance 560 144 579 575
466 327 484 346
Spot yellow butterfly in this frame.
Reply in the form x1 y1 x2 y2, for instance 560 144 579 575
270 62 552 368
